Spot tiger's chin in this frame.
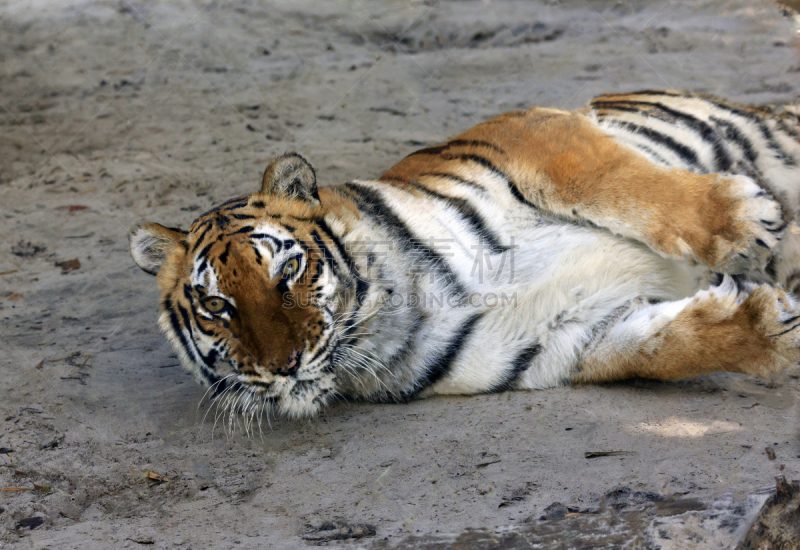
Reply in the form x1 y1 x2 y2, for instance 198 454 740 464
267 373 338 419
204 367 339 422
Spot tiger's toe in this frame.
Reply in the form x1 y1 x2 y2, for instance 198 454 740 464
710 175 785 276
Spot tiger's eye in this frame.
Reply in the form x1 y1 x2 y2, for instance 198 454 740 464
202 296 228 314
282 258 299 277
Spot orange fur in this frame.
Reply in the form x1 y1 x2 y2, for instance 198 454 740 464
381 106 785 270
573 285 800 383
153 190 362 376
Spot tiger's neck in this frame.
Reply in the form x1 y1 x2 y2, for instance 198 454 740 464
321 181 487 402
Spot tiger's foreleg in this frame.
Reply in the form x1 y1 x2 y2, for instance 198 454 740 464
453 109 789 276
571 276 800 384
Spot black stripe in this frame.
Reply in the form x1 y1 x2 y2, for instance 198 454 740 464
283 239 297 251
707 99 796 166
592 102 640 116
177 301 212 340
614 90 684 98
317 219 365 279
630 142 672 166
452 153 503 175
401 180 507 254
419 171 487 193
213 214 231 229
405 312 484 398
758 121 796 167
444 153 539 210
195 241 215 274
195 198 250 231
592 101 712 168
407 139 506 159
310 229 370 305
452 153 509 177
706 98 765 123
776 117 799 140
343 184 467 296
612 121 702 169
211 379 232 397
164 299 194 361
194 198 249 237
250 232 283 253
309 261 323 284
218 241 231 265
340 311 362 344
768 320 800 338
190 221 213 252
355 278 370 306
446 139 505 154
227 225 254 236
409 144 450 156
305 328 334 366
352 306 426 402
506 180 537 208
217 197 249 211
246 379 273 389
491 343 542 392
593 99 733 171
164 298 221 386
338 291 375 346
232 213 255 220
709 115 759 165
310 231 345 278
164 225 188 235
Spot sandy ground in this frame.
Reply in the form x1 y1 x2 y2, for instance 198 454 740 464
0 0 799 548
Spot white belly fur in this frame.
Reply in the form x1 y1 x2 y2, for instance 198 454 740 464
426 217 708 395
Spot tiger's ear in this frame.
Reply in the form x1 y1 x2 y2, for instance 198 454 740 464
261 153 319 203
129 222 186 276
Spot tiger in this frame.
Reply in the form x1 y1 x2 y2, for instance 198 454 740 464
130 90 800 420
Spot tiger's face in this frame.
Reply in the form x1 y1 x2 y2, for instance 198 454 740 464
130 154 360 418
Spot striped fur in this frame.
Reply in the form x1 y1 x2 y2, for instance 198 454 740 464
130 91 800 419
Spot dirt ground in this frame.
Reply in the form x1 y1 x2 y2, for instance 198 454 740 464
0 0 799 548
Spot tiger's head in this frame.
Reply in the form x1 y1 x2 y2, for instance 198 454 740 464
129 154 364 418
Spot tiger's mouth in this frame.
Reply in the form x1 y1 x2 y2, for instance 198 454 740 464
209 342 338 419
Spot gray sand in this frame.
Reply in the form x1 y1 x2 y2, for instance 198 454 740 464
0 1 798 548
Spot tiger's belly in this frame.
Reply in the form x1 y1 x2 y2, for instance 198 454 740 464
414 216 708 395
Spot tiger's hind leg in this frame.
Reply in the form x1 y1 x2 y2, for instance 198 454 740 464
572 276 800 384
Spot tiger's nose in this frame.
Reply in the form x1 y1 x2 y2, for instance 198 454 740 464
275 348 302 376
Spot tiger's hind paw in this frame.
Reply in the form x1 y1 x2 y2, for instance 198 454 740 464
740 282 800 375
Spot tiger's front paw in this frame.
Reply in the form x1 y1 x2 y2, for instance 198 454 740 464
705 175 786 275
